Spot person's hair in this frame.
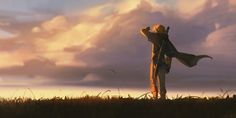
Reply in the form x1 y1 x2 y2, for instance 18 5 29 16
152 24 167 34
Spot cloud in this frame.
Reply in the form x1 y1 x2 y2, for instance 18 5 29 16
33 15 106 66
202 24 236 59
0 58 85 86
0 0 235 90
32 27 42 33
0 21 10 26
80 0 142 17
32 16 69 33
0 29 18 39
80 73 102 83
0 57 128 87
176 0 206 16
72 0 236 90
229 0 236 6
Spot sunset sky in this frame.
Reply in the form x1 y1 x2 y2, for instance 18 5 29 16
0 0 236 98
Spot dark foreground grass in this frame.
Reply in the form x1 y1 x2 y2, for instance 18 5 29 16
0 96 236 118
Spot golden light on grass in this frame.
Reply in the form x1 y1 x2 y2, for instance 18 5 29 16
0 86 228 99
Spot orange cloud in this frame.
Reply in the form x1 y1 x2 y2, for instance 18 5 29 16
32 16 69 33
229 0 236 6
0 29 18 39
33 17 107 66
33 0 210 66
0 52 24 68
32 0 145 66
81 0 141 17
0 0 235 90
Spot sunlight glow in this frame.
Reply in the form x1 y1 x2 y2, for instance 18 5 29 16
0 87 231 99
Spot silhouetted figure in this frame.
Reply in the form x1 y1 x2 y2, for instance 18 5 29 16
140 24 212 99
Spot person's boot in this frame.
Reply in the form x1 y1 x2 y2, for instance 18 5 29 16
151 85 158 99
152 91 158 99
160 93 166 100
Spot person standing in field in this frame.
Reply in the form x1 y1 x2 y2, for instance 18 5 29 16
140 24 212 99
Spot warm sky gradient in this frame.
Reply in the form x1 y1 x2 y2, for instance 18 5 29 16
0 0 236 97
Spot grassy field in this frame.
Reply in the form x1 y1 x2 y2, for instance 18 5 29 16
0 95 236 118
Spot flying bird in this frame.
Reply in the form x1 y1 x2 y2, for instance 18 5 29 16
108 69 117 75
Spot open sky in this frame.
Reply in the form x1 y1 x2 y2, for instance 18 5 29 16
0 0 236 98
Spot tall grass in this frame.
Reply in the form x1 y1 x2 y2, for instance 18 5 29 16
0 94 235 118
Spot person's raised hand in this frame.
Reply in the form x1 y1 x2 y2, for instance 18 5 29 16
146 27 150 30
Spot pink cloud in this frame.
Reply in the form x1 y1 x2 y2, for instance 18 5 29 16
0 0 235 90
203 24 236 59
0 29 18 39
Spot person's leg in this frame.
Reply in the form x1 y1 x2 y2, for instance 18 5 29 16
150 63 158 98
158 67 166 99
150 77 158 98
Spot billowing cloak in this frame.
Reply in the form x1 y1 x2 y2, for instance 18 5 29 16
141 27 212 68
164 38 212 67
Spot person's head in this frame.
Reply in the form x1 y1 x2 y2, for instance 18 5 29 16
152 24 167 34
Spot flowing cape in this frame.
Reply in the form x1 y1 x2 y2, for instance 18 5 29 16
164 39 213 67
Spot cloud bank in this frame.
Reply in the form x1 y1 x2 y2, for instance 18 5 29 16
0 0 236 91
